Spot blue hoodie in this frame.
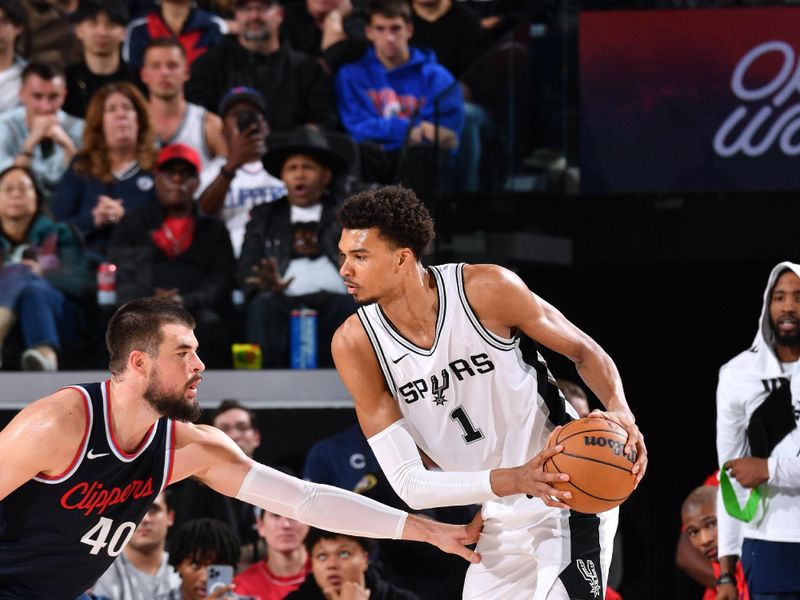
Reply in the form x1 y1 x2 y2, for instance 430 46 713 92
335 47 464 151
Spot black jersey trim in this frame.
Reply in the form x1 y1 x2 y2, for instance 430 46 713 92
454 263 516 351
33 385 93 484
515 336 570 427
357 309 399 397
373 265 446 356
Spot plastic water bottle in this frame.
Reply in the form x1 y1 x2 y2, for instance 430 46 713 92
290 309 317 369
97 263 117 306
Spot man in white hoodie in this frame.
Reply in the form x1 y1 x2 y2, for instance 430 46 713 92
716 262 800 600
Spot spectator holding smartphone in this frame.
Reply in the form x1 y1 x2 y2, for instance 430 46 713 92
197 86 286 258
166 518 247 600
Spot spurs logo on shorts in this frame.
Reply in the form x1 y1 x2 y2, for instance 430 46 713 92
577 559 601 598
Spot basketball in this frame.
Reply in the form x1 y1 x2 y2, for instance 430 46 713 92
543 417 637 514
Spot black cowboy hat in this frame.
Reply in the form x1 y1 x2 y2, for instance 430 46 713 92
263 128 350 176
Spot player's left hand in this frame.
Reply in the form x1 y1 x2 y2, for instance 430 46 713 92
724 457 769 488
588 409 647 488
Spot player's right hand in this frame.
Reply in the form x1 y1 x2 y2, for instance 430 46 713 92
516 426 572 510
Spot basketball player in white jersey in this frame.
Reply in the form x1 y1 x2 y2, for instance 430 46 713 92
141 38 226 170
332 186 648 600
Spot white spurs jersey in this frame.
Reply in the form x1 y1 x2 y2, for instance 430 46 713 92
358 263 577 473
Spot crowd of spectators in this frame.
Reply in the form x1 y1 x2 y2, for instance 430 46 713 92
0 0 524 371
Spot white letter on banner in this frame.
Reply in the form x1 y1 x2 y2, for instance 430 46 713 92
714 40 800 157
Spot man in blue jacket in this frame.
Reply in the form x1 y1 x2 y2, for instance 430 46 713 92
335 0 464 184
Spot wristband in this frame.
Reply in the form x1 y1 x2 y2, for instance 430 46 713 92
220 166 236 180
716 573 736 586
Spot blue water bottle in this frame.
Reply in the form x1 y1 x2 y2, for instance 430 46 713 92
290 309 318 368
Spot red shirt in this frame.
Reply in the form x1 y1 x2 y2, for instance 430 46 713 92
703 561 749 600
233 559 310 600
150 216 195 258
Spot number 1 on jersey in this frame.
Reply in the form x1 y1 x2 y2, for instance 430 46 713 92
450 406 484 444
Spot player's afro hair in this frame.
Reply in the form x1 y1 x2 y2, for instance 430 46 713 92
338 185 435 259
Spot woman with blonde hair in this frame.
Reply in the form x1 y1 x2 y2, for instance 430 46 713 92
52 81 158 259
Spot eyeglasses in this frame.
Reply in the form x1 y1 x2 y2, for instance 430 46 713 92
0 183 35 195
217 423 254 434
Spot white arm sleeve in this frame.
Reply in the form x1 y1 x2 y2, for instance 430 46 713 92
368 419 497 510
236 463 407 539
716 372 746 557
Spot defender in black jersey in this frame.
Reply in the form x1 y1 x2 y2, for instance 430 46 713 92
0 381 173 598
0 297 482 600
332 186 648 600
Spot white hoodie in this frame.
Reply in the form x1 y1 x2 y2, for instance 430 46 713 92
716 261 800 557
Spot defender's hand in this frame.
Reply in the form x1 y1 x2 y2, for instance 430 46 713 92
419 512 482 564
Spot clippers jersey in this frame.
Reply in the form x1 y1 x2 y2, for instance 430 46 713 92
0 381 175 599
357 263 577 474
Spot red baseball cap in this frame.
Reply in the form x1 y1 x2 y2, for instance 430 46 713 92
156 144 201 173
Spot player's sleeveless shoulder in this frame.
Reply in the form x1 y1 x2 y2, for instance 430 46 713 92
0 381 175 599
356 263 575 474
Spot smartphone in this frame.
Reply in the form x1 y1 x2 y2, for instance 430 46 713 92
237 110 260 134
40 139 54 159
206 564 234 597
